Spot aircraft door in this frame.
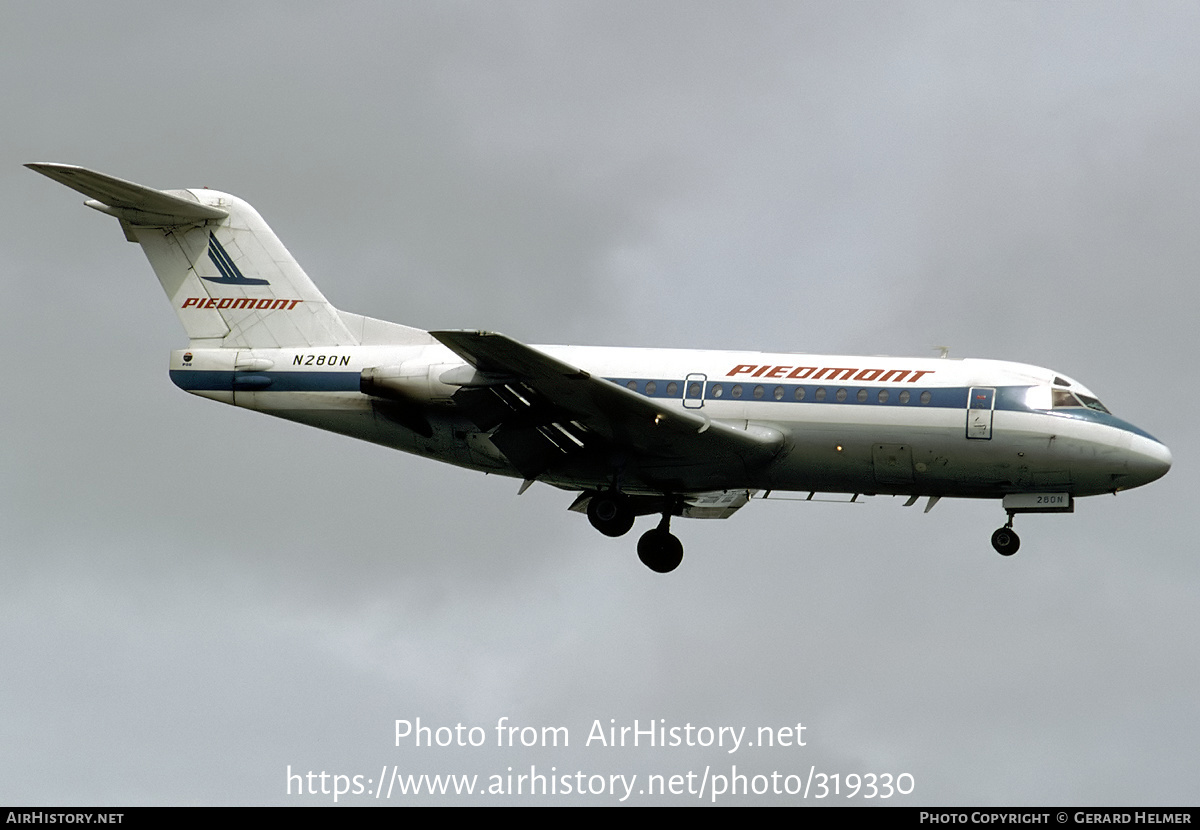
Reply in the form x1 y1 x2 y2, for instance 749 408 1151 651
966 387 995 440
683 373 707 409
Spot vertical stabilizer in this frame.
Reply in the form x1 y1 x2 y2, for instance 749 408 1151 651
27 163 361 348
129 194 359 347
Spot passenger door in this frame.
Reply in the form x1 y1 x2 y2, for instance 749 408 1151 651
966 387 995 440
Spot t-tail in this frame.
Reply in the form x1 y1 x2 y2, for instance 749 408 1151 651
26 163 428 348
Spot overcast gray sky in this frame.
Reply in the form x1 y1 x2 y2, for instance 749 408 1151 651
2 1 1196 805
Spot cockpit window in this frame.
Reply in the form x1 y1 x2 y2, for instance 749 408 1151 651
1049 388 1111 414
1026 385 1112 414
1075 393 1111 414
1025 386 1053 410
1052 388 1081 408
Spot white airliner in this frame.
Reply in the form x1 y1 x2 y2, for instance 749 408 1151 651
29 163 1171 572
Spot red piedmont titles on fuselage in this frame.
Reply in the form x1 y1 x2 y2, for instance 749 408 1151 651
727 364 935 383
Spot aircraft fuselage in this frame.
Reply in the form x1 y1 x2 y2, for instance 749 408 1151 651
169 344 1169 501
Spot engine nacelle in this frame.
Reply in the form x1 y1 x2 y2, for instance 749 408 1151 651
360 362 511 404
361 363 456 405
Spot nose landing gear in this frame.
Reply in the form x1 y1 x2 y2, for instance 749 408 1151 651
990 520 1020 556
989 494 1073 556
990 505 1021 556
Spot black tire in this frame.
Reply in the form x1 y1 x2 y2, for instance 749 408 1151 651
637 528 684 573
587 492 635 538
991 527 1020 556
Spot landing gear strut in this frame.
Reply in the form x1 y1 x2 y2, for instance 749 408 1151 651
586 490 635 538
637 513 684 573
990 513 1020 556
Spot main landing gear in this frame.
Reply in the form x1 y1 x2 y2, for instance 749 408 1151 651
990 512 1020 556
637 515 684 574
585 490 684 573
586 490 635 537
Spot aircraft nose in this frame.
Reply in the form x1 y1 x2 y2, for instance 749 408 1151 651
1126 435 1172 487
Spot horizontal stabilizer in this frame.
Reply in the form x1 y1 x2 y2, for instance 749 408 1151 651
26 163 228 226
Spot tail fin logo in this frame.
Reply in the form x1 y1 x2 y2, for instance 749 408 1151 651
202 233 270 285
